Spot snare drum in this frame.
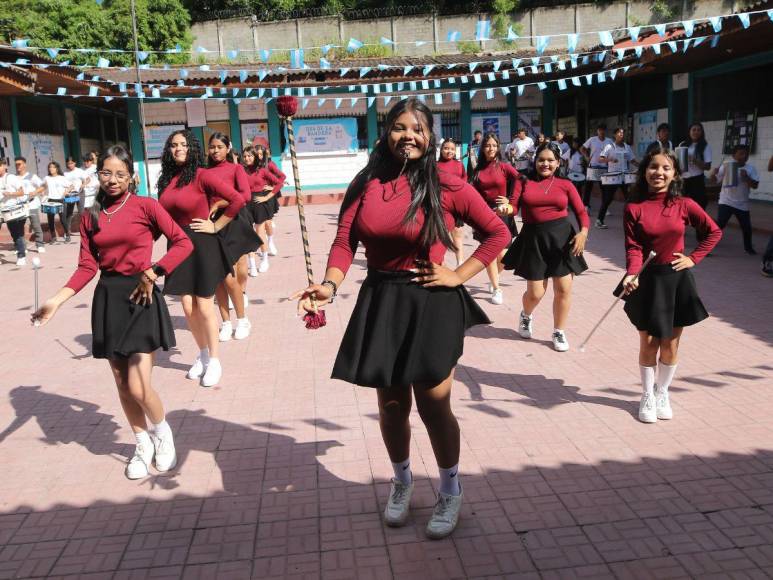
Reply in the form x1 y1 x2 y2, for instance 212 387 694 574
586 167 604 182
42 202 63 215
568 172 586 182
0 201 29 222
64 195 80 204
515 158 531 171
601 172 623 185
624 171 637 185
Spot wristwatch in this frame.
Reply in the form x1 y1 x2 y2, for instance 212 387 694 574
321 279 338 303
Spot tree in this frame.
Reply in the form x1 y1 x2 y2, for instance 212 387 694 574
0 0 192 66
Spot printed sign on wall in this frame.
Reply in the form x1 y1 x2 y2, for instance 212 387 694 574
288 118 359 154
145 125 186 159
241 122 269 149
20 133 65 176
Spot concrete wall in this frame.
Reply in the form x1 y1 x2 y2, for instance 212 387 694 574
191 0 734 60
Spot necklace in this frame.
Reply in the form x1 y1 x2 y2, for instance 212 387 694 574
540 175 556 195
101 192 131 222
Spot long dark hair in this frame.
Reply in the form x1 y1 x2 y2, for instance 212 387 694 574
472 132 503 182
207 132 232 167
681 122 708 162
242 145 259 172
439 138 458 160
156 130 204 195
339 97 454 253
517 142 563 186
47 161 63 176
630 146 683 204
86 145 134 238
253 144 269 169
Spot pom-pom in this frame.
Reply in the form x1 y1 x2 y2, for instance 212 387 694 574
303 309 327 330
276 95 298 118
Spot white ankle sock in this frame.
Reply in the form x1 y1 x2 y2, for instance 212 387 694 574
657 362 677 394
439 464 461 496
640 365 656 396
248 255 256 269
267 235 274 243
135 430 152 447
199 348 210 364
153 419 172 439
391 459 412 485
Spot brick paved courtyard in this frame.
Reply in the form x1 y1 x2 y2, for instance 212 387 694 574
1 201 772 579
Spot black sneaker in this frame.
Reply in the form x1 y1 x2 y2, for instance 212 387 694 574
762 262 773 278
746 248 757 256
64 234 72 243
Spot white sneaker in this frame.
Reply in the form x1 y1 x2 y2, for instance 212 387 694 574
384 479 414 527
518 311 533 339
487 283 494 294
426 487 463 539
16 257 26 267
552 330 569 352
258 255 270 273
638 392 657 423
490 288 504 305
201 358 222 387
187 356 207 380
243 293 249 309
153 431 177 472
234 318 251 340
268 239 278 256
219 321 233 342
656 390 673 420
125 440 154 479
248 265 258 277
37 246 46 254
595 219 608 230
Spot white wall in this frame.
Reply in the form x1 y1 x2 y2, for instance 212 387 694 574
19 133 65 176
280 151 369 189
704 116 773 203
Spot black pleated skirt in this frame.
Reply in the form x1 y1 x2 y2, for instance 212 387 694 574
219 207 263 262
502 217 588 280
332 270 490 388
248 198 274 225
623 264 709 339
268 196 280 216
91 272 175 359
163 225 233 298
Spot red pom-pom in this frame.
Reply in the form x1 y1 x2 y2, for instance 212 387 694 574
276 95 298 118
303 309 327 330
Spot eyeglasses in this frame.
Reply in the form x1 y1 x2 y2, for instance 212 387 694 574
97 171 131 180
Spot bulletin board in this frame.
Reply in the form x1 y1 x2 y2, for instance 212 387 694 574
722 110 757 155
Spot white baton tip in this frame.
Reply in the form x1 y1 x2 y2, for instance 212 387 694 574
32 257 41 267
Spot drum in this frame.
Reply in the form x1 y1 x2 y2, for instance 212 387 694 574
675 146 689 173
624 171 638 185
1 201 29 222
568 172 586 182
64 195 80 204
722 160 739 187
586 167 604 182
601 172 623 185
42 202 63 215
515 158 531 171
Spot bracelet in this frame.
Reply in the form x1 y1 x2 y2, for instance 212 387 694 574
321 279 338 301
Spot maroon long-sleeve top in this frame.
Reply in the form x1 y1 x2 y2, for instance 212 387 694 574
510 177 590 229
327 171 510 274
246 166 282 196
158 168 244 227
206 160 252 204
623 191 722 274
437 158 467 181
471 160 519 206
65 193 193 293
267 160 286 196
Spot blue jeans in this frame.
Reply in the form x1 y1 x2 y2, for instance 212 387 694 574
716 204 753 252
5 218 27 257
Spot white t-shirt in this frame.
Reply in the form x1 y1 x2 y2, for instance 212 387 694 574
568 151 585 175
18 172 44 210
600 142 635 173
556 141 571 161
0 173 25 211
506 137 535 160
44 175 70 201
682 142 713 179
583 136 614 168
64 168 85 193
82 165 99 196
717 163 759 211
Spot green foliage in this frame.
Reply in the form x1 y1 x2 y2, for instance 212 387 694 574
650 0 675 20
456 40 480 54
0 0 192 66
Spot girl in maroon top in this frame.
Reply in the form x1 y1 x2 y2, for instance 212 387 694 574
438 138 467 266
502 142 590 352
157 130 245 389
621 147 721 424
32 146 193 481
292 99 509 540
205 133 262 343
470 132 519 305
243 145 283 275
255 144 285 264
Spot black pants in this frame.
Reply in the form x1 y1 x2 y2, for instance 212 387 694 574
716 203 754 252
583 180 599 209
763 235 773 263
6 218 27 257
683 175 708 209
46 202 75 238
598 184 628 224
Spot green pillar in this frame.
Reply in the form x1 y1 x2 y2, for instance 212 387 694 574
666 75 674 130
687 73 695 127
266 99 282 165
507 91 518 140
9 97 21 158
228 99 243 151
191 126 205 148
367 91 378 152
460 92 472 159
542 87 555 136
60 104 70 160
127 99 149 197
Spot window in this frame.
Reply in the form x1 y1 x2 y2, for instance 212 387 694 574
17 101 64 134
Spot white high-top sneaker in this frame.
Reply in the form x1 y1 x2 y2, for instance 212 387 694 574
425 486 463 539
383 479 414 527
218 321 233 342
125 438 154 480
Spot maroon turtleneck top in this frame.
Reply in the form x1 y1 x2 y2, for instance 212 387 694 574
65 192 193 293
206 160 252 204
471 160 519 206
510 176 590 229
266 160 286 196
623 191 722 274
437 158 467 181
327 171 510 274
246 166 282 196
158 168 244 227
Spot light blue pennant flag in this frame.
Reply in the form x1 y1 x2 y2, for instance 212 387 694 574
682 20 695 37
530 66 538 74
151 87 160 98
557 79 567 90
404 65 414 75
571 76 581 87
531 56 540 66
507 26 518 41
339 68 350 77
97 57 110 68
511 58 521 69
567 33 578 52
179 68 189 79
421 79 429 89
57 87 67 96
447 31 461 42
460 75 468 84
76 72 85 80
359 67 372 78
319 58 331 69
596 50 607 62
609 69 618 80
597 72 606 83
469 90 477 99
475 20 491 41
434 93 443 105
737 13 750 28
415 41 427 47
239 70 248 82
654 24 666 37
485 88 494 99
271 88 278 97
302 99 309 109
380 37 394 45
47 48 60 59
536 36 550 54
616 48 626 60
245 88 253 96
570 54 578 68
219 70 227 83
544 63 552 73
226 49 238 60
710 34 720 48
537 81 547 90
451 92 460 103
585 74 593 85
493 60 502 71
196 46 208 53
335 98 342 109
487 72 496 81
232 88 239 97
350 98 357 107
468 61 479 72
709 16 723 32
423 65 435 75
260 49 270 62
628 26 641 42
517 68 525 77
383 95 393 106
768 9 773 22
321 44 332 55
599 30 614 46
119 82 127 92
12 39 29 48
347 38 363 52
517 85 524 96
682 39 691 53
433 79 441 88
666 41 677 52
290 49 304 69
502 70 510 79
652 43 661 55
373 85 381 94
473 73 482 84
634 46 643 58
692 36 706 48
176 80 185 87
258 69 268 81
501 87 510 95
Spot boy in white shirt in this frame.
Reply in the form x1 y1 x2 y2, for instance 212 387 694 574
504 128 535 166
15 157 47 252
596 127 636 228
712 145 759 255
0 158 29 265
581 123 614 212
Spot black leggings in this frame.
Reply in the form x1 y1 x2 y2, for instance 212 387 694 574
683 175 708 209
583 180 599 208
716 203 753 252
598 184 628 223
46 202 76 237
